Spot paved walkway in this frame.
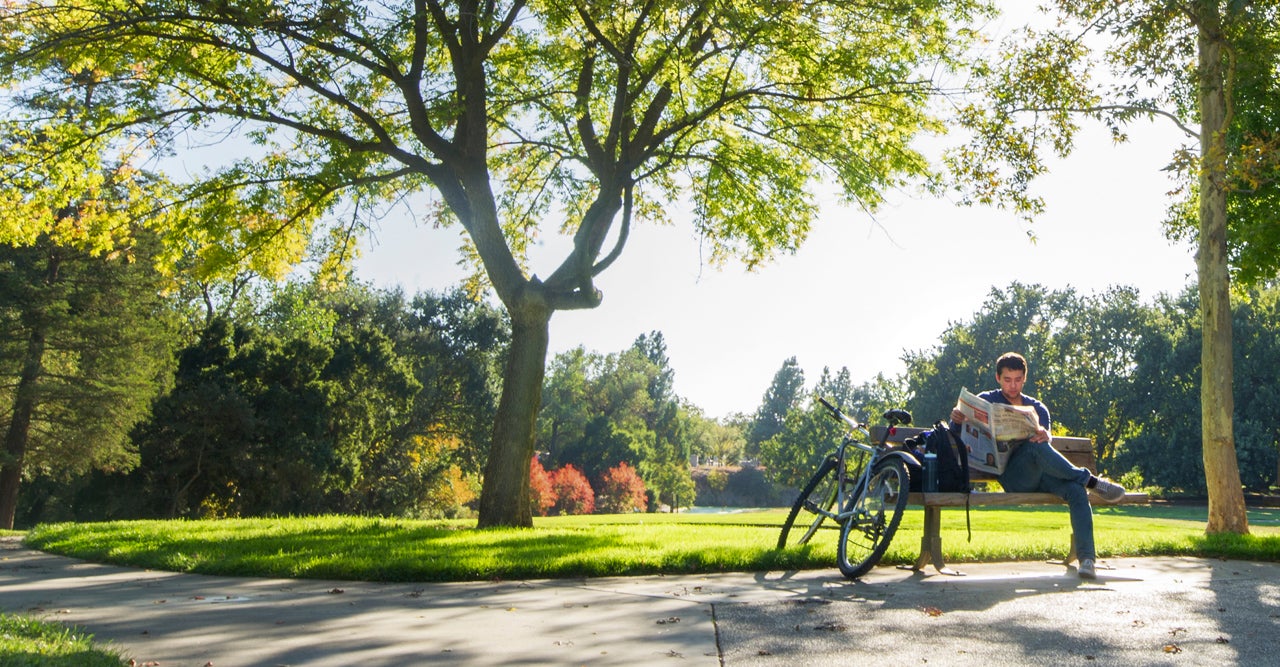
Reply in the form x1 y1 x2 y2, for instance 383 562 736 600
3 535 1279 665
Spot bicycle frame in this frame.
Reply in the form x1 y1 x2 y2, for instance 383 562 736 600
816 399 919 523
776 397 920 576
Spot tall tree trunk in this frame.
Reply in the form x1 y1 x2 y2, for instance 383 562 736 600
477 286 552 528
0 251 61 529
1197 4 1249 534
0 305 50 530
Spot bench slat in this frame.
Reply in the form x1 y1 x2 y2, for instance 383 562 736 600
871 425 1099 476
908 491 1150 507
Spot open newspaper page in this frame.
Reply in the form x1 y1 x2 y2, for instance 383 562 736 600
954 388 1043 475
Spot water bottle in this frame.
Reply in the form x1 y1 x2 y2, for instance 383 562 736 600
923 451 938 492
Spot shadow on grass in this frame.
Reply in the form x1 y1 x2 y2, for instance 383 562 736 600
23 508 1280 585
1190 532 1280 560
24 519 830 583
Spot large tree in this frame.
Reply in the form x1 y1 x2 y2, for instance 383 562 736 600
951 1 1280 534
0 235 176 528
2 0 994 526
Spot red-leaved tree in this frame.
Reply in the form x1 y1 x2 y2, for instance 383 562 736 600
529 456 554 517
550 464 595 516
599 462 647 514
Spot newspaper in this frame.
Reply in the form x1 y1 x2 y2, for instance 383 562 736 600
953 388 1043 475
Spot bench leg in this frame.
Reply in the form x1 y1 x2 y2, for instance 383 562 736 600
899 505 963 576
1048 533 1078 567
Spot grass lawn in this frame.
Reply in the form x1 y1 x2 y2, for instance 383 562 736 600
0 613 128 667
19 503 1280 583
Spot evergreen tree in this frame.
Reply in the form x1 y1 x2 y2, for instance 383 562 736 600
747 357 805 457
0 236 176 528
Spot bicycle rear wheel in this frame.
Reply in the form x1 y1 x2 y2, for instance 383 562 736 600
776 456 839 549
837 457 909 579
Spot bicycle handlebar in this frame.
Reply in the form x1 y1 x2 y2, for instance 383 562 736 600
817 397 862 431
817 397 912 431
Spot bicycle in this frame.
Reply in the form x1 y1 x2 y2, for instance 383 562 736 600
776 397 917 579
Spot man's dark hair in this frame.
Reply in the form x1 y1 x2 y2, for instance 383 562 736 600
995 352 1027 375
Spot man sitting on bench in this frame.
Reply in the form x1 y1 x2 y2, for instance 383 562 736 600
949 352 1126 579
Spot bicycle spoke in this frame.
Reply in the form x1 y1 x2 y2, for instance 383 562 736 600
838 458 910 579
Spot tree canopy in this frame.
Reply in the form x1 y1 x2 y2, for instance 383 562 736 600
1 0 998 526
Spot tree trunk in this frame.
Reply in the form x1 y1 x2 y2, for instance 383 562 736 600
1197 5 1249 535
477 286 553 528
0 315 48 530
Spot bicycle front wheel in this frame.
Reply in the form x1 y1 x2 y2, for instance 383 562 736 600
837 457 909 579
776 456 839 549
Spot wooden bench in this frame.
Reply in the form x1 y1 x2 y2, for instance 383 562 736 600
875 426 1149 575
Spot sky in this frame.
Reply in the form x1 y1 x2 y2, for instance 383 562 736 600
354 16 1201 422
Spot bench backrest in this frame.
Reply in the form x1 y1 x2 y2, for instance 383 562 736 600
871 425 1097 482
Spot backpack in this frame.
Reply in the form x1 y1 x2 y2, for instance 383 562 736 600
905 421 970 493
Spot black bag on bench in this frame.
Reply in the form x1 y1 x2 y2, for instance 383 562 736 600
905 421 970 493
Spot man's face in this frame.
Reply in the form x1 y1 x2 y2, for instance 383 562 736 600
996 368 1025 402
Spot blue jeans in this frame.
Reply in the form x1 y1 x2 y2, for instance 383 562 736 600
998 440 1096 562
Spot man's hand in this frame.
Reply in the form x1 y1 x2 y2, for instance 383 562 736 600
1030 426 1050 443
950 407 966 423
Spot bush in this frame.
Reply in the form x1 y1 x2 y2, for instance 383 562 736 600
529 456 555 517
550 464 596 515
599 462 647 514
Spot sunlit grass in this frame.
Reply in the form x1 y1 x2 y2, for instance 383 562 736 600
0 613 128 667
21 504 1280 584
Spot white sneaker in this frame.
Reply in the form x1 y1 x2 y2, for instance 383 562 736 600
1079 558 1097 580
1090 477 1126 503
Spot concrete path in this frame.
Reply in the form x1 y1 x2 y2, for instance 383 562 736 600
3 535 1278 665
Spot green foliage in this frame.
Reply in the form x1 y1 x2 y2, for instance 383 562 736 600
0 236 177 471
759 399 842 491
747 357 805 455
687 413 747 467
1 233 178 528
896 280 1280 494
904 283 1148 467
1117 285 1280 493
757 366 906 489
950 1 1279 242
21 281 508 523
647 460 697 512
1158 5 1280 288
537 332 702 509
